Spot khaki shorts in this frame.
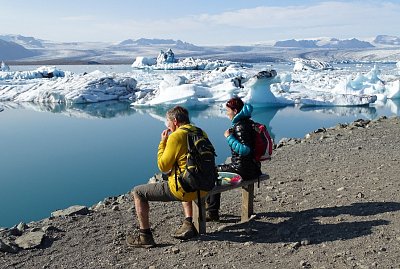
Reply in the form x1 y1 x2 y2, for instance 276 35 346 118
132 181 179 202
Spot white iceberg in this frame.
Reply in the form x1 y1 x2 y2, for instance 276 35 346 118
131 57 156 68
1 61 10 72
132 49 233 70
293 58 334 72
0 66 66 80
243 70 290 107
0 69 137 104
2 62 399 108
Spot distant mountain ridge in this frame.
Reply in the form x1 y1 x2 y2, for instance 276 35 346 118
373 35 400 45
117 38 202 51
274 38 374 49
0 39 39 60
0 34 44 48
1 34 400 64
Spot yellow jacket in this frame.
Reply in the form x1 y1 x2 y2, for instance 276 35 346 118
157 124 208 201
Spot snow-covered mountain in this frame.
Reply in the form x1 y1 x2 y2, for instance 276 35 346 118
0 34 399 64
373 35 400 46
274 37 374 49
0 34 44 48
116 38 202 51
0 39 39 60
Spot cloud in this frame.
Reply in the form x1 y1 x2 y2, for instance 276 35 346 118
196 1 400 30
107 1 400 44
60 15 97 22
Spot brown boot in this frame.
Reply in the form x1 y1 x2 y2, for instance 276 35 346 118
126 232 156 248
172 219 198 240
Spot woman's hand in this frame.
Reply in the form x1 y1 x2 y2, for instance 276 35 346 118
224 129 231 138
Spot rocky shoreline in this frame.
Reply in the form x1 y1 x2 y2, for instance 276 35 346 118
1 116 400 268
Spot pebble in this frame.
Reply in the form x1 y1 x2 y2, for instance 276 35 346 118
356 192 365 198
301 239 310 246
171 247 180 254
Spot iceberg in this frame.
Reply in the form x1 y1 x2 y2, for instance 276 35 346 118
1 61 10 72
243 70 290 107
131 48 234 70
2 62 399 108
293 58 334 72
0 69 137 104
0 66 66 80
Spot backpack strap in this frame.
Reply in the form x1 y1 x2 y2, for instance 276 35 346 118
174 163 179 192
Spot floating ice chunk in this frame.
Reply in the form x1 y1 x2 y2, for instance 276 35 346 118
131 49 235 70
160 74 188 88
1 61 10 72
386 80 400 99
0 69 137 104
131 57 156 68
135 83 213 107
397 61 400 69
0 66 67 80
243 70 290 107
293 58 334 72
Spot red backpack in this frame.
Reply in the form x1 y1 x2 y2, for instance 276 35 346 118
252 122 273 161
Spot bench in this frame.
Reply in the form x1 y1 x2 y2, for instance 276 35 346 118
192 174 269 234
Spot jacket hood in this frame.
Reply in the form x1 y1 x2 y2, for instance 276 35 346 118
232 103 253 124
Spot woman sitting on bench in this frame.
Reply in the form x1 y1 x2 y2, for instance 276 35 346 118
206 97 262 221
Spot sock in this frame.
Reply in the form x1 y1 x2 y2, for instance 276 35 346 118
139 228 152 235
185 217 193 223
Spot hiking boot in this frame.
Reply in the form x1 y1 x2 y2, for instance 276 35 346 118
172 219 198 240
126 232 156 248
206 211 220 222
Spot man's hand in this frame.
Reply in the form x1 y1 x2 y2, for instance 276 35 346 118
161 129 170 141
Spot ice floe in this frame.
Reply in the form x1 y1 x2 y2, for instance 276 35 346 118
1 61 10 72
1 60 400 108
0 69 136 103
293 58 334 72
132 48 234 70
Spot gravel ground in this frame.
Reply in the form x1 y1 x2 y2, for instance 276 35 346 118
1 116 400 269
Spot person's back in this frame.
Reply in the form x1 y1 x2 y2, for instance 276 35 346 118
158 123 208 201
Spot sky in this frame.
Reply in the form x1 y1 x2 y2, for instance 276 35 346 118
1 0 399 45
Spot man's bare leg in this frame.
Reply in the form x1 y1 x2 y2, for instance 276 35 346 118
133 193 150 229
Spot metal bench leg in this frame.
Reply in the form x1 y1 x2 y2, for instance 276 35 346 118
241 183 254 222
193 197 206 234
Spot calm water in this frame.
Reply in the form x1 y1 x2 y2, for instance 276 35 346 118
1 63 399 227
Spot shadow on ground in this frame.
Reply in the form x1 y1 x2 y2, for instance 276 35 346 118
201 202 400 244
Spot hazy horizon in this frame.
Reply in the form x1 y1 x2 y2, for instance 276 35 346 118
1 0 399 46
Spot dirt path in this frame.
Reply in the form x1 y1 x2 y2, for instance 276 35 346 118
1 116 400 269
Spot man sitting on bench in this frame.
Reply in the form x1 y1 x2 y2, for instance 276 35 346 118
206 97 262 221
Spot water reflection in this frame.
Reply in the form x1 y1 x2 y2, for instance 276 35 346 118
0 100 135 119
299 105 378 119
2 100 398 123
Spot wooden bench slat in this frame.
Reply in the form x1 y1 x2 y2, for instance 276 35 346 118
192 174 269 234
